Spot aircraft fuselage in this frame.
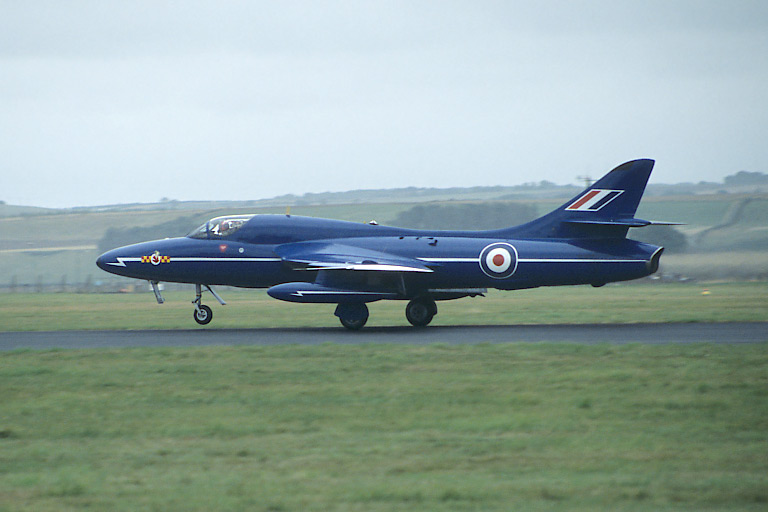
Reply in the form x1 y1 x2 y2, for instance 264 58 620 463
98 215 661 292
96 159 668 329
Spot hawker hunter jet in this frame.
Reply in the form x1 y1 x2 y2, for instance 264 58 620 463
97 159 672 329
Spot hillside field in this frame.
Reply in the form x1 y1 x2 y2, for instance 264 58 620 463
0 194 766 288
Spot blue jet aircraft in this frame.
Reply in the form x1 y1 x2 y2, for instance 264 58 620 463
97 159 672 329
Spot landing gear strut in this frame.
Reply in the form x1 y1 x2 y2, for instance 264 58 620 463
192 284 226 325
405 297 437 327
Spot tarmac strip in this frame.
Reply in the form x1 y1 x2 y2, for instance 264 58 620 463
1 323 766 351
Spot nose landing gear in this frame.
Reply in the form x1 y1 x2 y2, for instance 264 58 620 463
192 284 226 325
193 304 213 325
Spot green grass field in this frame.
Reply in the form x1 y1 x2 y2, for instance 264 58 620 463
2 284 766 510
1 282 767 331
1 343 766 511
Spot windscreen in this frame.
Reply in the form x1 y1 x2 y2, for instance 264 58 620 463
187 215 254 239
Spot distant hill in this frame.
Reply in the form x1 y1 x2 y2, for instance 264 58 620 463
1 187 766 288
391 202 537 230
2 171 766 214
0 204 59 217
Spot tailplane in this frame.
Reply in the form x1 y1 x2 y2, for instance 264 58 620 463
504 159 661 239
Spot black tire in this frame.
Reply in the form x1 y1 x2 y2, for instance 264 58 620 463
337 303 369 331
406 298 436 327
340 315 368 331
193 304 213 325
428 300 438 317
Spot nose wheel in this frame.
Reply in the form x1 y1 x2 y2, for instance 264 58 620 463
192 284 226 326
193 304 213 325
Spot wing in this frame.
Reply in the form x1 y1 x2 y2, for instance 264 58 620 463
274 241 433 273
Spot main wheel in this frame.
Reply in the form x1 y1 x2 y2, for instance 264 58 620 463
193 304 213 325
406 298 436 327
340 315 368 331
336 303 369 331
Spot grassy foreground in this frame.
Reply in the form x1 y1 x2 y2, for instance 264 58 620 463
1 343 766 511
1 282 767 331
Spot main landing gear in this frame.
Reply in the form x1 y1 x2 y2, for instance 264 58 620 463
335 303 369 331
405 297 437 327
192 284 226 325
335 298 438 330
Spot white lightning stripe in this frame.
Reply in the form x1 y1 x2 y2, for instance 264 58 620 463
171 257 281 262
418 257 479 263
105 257 141 267
292 290 386 297
420 257 646 264
420 257 647 264
518 258 647 263
108 256 646 266
105 257 281 266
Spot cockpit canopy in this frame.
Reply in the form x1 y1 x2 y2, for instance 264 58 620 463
187 215 254 239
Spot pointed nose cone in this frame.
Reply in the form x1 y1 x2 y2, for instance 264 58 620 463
96 249 126 275
96 252 108 272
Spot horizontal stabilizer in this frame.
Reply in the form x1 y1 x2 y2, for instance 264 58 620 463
565 218 685 228
643 221 686 226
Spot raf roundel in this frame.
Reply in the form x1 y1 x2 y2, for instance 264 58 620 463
479 243 518 279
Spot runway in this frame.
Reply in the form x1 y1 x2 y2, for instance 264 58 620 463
0 323 765 350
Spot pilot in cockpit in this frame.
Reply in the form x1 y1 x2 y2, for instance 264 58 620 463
188 215 253 239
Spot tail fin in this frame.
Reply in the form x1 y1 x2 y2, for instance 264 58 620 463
504 159 655 239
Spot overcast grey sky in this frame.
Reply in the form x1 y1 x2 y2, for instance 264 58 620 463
1 1 766 208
